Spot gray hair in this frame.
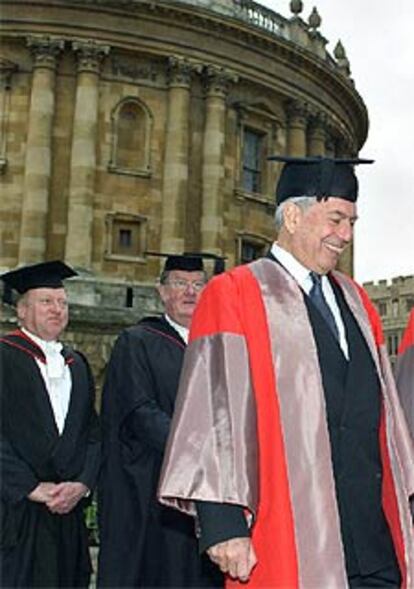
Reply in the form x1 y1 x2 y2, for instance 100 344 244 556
274 196 317 231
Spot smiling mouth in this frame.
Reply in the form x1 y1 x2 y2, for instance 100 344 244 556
324 242 345 255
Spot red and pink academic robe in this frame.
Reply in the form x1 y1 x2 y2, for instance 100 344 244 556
159 259 414 588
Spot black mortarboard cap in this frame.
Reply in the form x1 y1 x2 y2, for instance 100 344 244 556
268 156 374 205
146 251 226 275
1 260 77 295
184 252 226 275
164 254 204 272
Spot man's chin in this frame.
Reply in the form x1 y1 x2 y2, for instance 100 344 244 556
43 326 65 340
317 259 339 275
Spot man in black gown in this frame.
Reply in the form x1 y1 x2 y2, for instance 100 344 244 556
97 254 223 588
0 261 101 587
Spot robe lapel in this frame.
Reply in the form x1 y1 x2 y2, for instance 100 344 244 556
1 331 60 439
250 258 349 587
332 272 382 377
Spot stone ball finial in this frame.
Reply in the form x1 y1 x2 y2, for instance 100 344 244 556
290 0 304 16
308 6 321 29
334 40 346 60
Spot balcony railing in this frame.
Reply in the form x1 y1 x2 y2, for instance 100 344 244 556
233 0 287 38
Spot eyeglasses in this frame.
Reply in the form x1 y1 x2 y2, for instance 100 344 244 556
35 297 68 309
165 279 206 292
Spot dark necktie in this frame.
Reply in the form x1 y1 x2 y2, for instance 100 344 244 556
309 272 339 341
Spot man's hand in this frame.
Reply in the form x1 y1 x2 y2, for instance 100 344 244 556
28 482 58 503
46 481 89 514
207 537 257 582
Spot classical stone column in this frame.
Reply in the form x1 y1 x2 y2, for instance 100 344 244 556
200 66 237 254
286 99 308 157
18 37 64 264
64 41 109 270
307 112 326 156
160 57 198 254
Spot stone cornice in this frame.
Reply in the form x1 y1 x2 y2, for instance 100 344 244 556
1 0 368 148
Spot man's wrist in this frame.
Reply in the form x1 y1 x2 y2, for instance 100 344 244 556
196 501 249 554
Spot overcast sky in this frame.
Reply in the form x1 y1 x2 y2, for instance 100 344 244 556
260 0 413 283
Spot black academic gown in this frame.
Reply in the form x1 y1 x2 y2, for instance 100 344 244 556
97 316 223 588
0 329 101 588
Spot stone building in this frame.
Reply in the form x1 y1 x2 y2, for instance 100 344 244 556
363 275 414 363
0 0 369 389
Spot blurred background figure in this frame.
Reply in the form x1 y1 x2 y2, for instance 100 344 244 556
97 253 223 588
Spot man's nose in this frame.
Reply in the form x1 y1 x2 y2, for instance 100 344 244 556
51 300 64 312
184 283 197 293
338 220 354 242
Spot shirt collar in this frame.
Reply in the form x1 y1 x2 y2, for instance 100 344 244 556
21 328 62 355
270 242 333 297
164 314 189 344
270 242 315 293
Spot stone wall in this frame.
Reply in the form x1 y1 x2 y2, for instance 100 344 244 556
364 275 414 361
1 0 369 281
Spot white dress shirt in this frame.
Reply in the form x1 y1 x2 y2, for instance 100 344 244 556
270 243 349 359
22 328 72 434
164 314 189 344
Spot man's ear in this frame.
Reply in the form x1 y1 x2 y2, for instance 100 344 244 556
157 283 167 305
16 298 26 322
283 202 301 234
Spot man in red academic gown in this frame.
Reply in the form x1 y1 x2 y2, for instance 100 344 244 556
159 157 414 588
0 261 100 587
395 309 414 439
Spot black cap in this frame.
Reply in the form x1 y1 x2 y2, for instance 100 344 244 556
146 251 226 275
1 261 77 295
164 254 204 272
268 156 374 204
184 252 226 275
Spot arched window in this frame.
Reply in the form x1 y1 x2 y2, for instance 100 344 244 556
108 97 153 176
